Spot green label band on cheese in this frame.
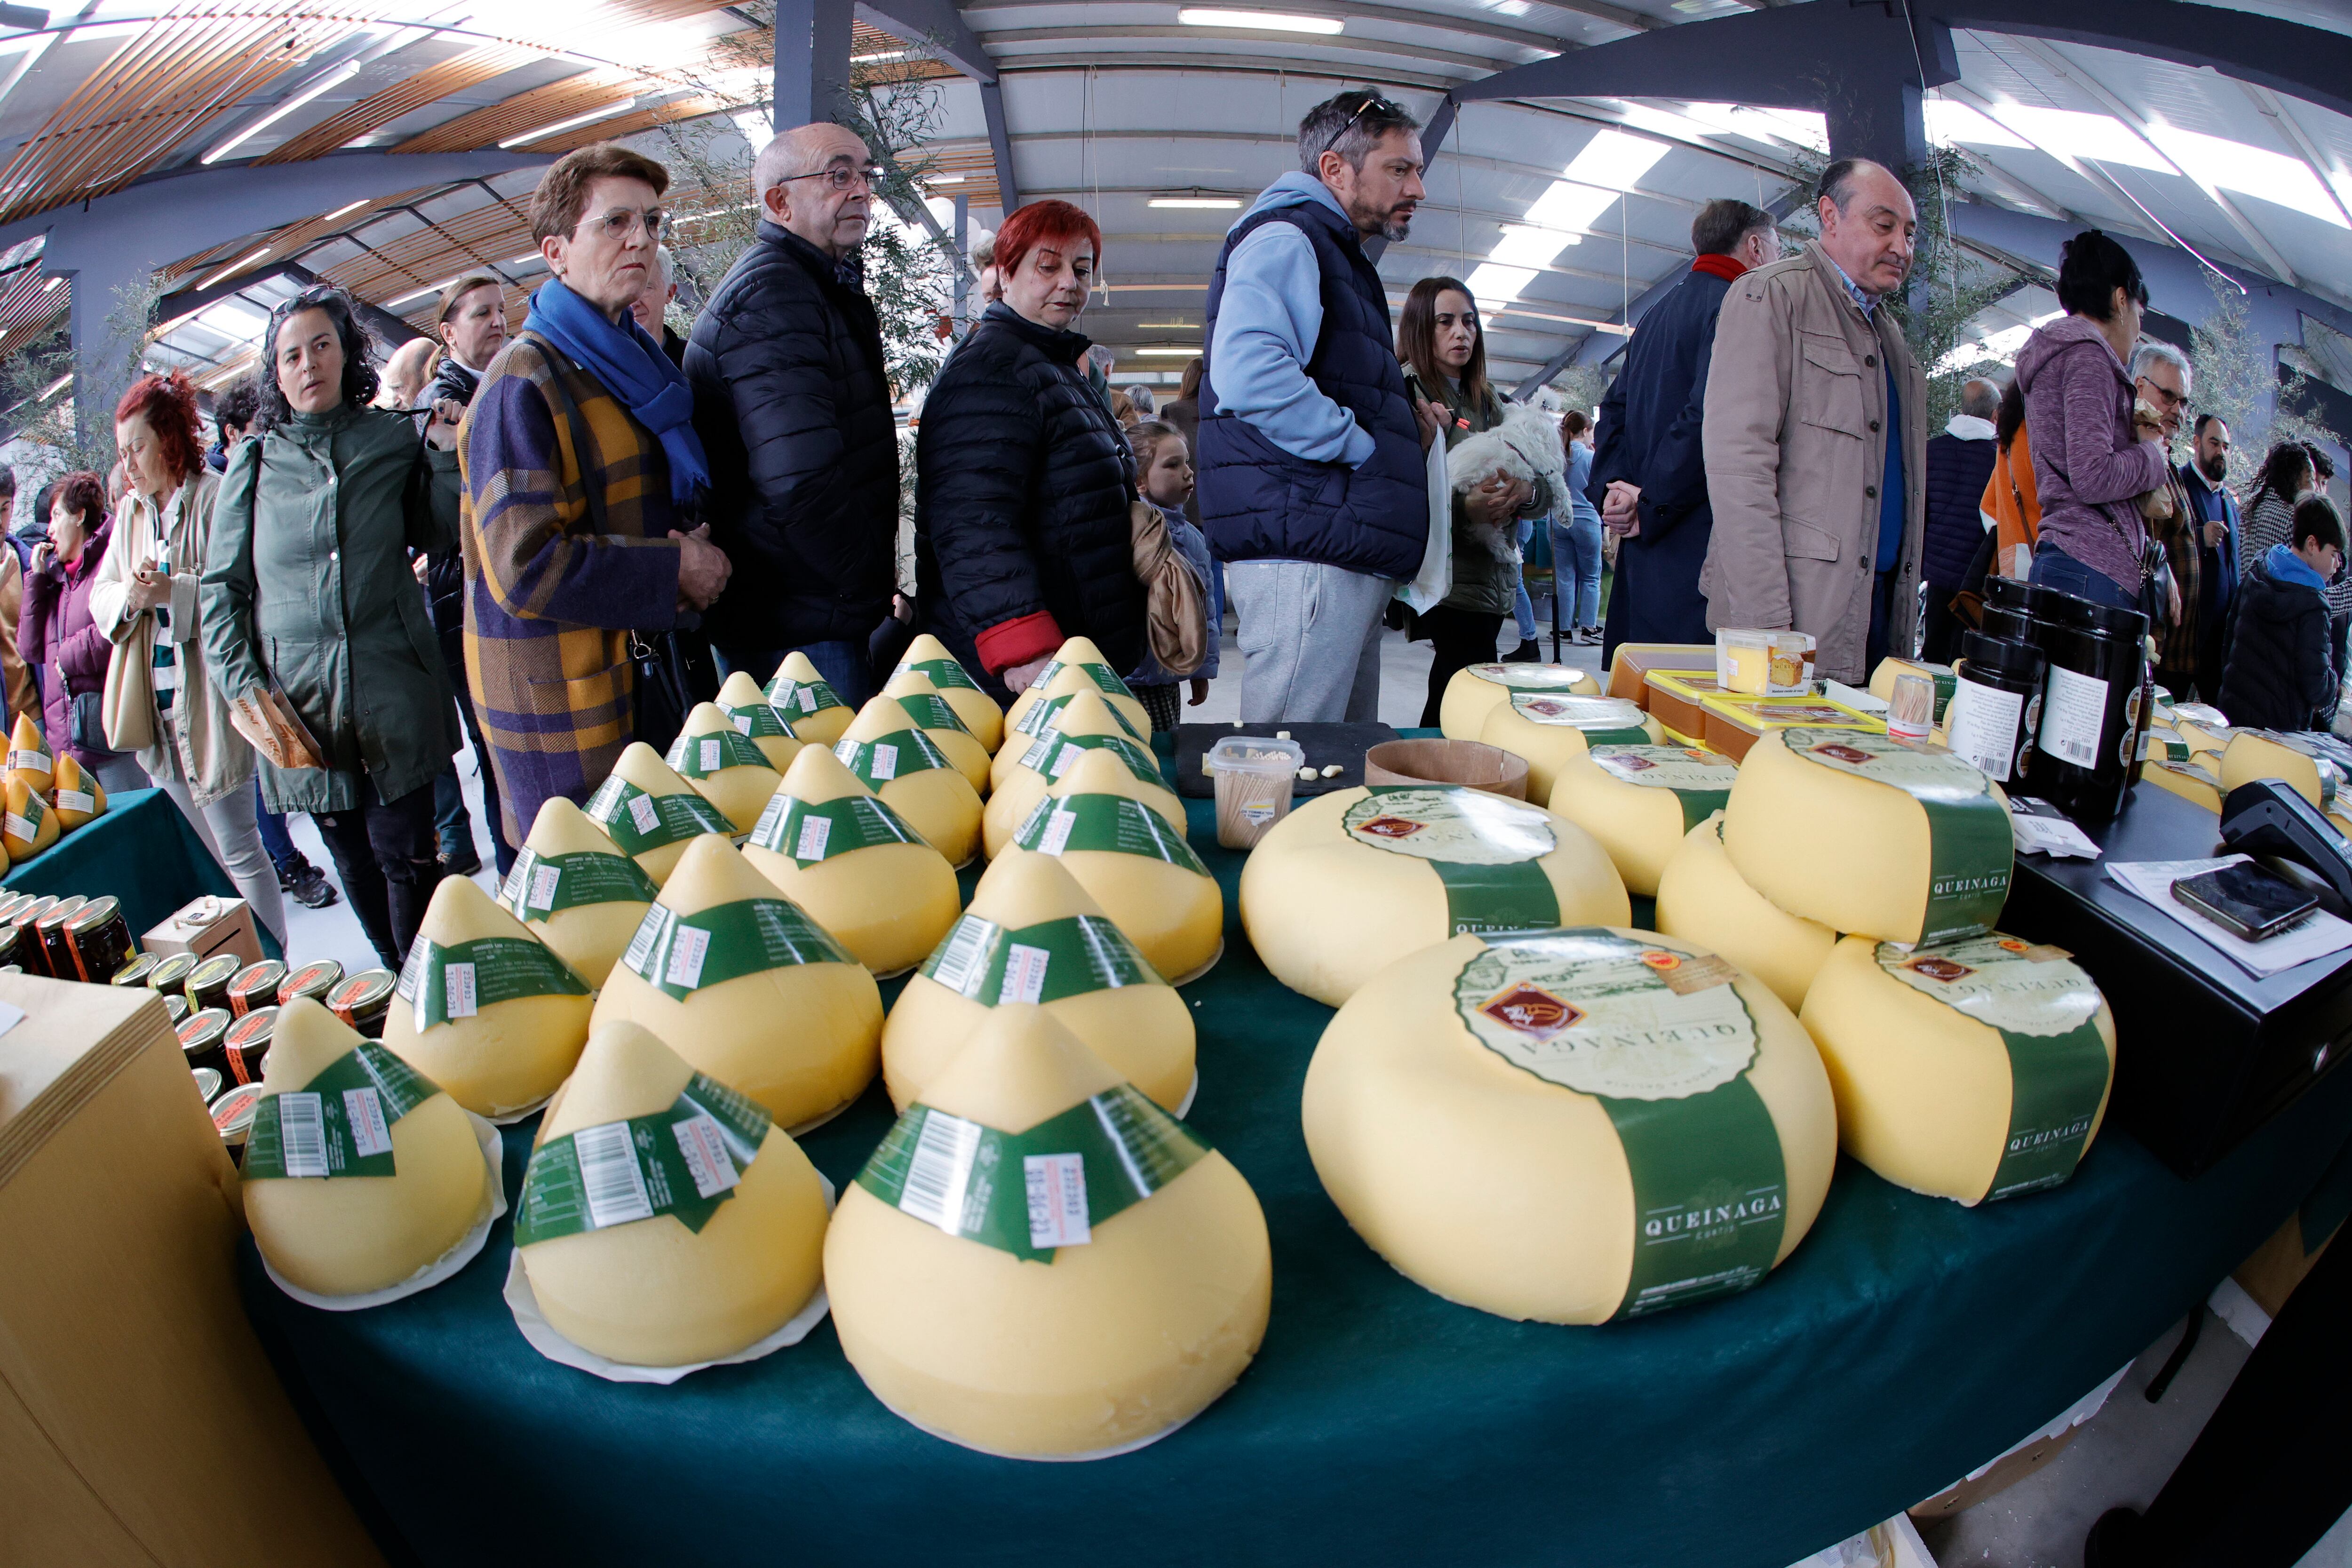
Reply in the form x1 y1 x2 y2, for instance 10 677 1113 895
621 898 853 1000
1015 691 1137 742
1016 728 1164 789
243 1043 439 1181
1506 692 1648 744
1469 662 1591 691
1781 727 2011 944
856 1086 1208 1262
585 776 732 856
395 935 590 1030
748 791 923 866
1878 936 2110 1201
1031 659 1136 705
1012 793 1208 874
514 1073 771 1244
906 657 980 693
921 912 1160 1004
833 728 954 790
766 674 846 718
1344 787 1561 937
1589 745 1738 833
1454 931 1787 1319
501 847 661 920
893 692 972 736
719 699 797 740
663 725 775 780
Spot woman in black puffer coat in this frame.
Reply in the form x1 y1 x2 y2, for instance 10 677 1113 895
915 199 1144 693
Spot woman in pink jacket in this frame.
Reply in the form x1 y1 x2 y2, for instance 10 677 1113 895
17 470 146 791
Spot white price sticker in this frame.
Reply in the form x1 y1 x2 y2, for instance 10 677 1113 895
1024 1152 1091 1248
870 743 898 780
796 686 817 713
733 714 754 736
794 816 831 861
573 1121 654 1229
664 925 711 989
1037 807 1077 856
54 789 93 815
343 1086 393 1157
628 792 659 834
672 1113 740 1199
1000 943 1051 1004
443 962 477 1019
3 813 31 843
528 864 562 912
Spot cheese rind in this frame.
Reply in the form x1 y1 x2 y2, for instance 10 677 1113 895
1476 694 1662 801
983 689 1180 859
881 671 994 794
505 796 653 987
1438 662 1602 740
669 701 786 833
2219 729 2344 811
838 696 984 866
715 670 808 773
1547 744 1737 897
49 754 106 828
893 634 1004 752
585 742 730 884
1019 751 1221 980
1001 637 1152 741
1653 814 1836 1012
765 650 852 746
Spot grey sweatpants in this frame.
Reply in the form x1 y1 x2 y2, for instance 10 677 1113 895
1226 560 1393 724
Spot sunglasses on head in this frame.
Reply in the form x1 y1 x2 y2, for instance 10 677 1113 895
1322 91 1403 159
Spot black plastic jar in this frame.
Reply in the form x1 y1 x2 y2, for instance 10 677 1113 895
2025 596 2150 821
1944 633 2049 784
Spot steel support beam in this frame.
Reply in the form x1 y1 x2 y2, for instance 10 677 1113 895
856 0 1016 210
978 79 1020 211
775 0 854 128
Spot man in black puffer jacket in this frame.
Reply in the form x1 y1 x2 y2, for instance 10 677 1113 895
2218 498 2344 732
687 123 898 706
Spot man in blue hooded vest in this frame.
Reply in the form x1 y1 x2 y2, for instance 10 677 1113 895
1198 89 1443 723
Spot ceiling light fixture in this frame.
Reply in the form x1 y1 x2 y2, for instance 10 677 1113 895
500 100 637 150
852 48 903 62
1150 196 1241 209
61 20 142 45
1177 8 1344 33
1134 346 1200 356
40 371 69 398
195 246 272 292
41 274 57 291
320 198 370 222
924 173 965 184
1136 322 1196 329
203 60 363 164
386 276 457 308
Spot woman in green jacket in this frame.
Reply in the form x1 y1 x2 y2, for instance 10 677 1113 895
200 285 467 967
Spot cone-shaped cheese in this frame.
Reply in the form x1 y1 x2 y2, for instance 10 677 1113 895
503 796 656 987
667 702 786 833
985 689 1180 858
380 876 592 1117
1547 743 1736 897
5 712 51 797
992 663 1146 791
583 742 731 884
1241 785 1629 1007
1801 933 2115 1205
1303 929 1836 1323
516 1021 828 1366
591 835 881 1127
894 633 1003 753
827 1007 1270 1458
741 742 960 975
835 695 982 867
764 650 852 746
2220 729 2343 811
2 774 57 860
1654 814 1836 1013
48 752 106 829
1018 753 1221 982
242 999 494 1297
1477 693 1661 802
715 670 807 773
1438 661 1603 741
1001 636 1151 743
883 849 1194 1112
881 670 993 795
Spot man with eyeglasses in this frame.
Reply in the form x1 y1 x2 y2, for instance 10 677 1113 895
687 122 898 707
1198 89 1444 724
2130 342 2215 699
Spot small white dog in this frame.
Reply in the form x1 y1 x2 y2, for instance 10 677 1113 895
1447 401 1567 562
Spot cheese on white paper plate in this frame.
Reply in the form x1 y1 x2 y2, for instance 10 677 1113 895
834 695 984 867
582 742 733 884
666 701 786 835
501 796 659 987
1438 661 1603 741
1477 693 1661 801
826 1006 1269 1459
892 633 1004 753
715 670 807 774
764 650 853 747
1013 750 1221 982
984 688 1179 859
1303 929 1835 1323
880 669 993 794
1547 743 1738 897
1001 636 1151 744
1653 813 1836 1013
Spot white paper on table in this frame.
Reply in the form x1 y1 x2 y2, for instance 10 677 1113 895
2104 855 2352 977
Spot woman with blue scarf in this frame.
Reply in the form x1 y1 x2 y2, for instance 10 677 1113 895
456 143 734 852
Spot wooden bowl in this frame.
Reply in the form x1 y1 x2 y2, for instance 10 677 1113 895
1362 738 1529 800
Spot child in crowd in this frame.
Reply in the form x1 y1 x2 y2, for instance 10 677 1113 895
1124 420 1218 732
2217 496 2344 732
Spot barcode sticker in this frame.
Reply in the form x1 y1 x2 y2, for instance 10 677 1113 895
930 917 991 995
1024 1153 1091 1248
1038 807 1077 856
1000 943 1051 1005
664 925 711 989
278 1092 328 1178
574 1121 655 1229
898 1110 981 1231
623 907 667 973
796 687 816 713
795 816 832 860
528 864 561 912
1020 735 1055 772
343 1086 393 1157
672 1113 741 1199
870 743 898 780
628 793 659 834
700 739 721 772
55 789 93 814
443 962 477 1019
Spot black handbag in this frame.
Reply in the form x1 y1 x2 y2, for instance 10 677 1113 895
66 687 105 752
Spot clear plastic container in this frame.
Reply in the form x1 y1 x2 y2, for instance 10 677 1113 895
1206 735 1305 849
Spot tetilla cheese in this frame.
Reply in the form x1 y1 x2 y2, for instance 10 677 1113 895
591 835 882 1128
984 689 1179 860
835 696 984 868
1724 729 2011 946
1548 744 1739 897
992 678 1145 794
1001 636 1152 742
826 1007 1270 1459
666 702 786 834
892 633 1003 753
2142 757 2223 812
500 796 660 987
1477 694 1660 801
1302 929 1835 1323
1438 662 1602 741
583 742 732 884
741 741 961 976
883 848 1194 1113
5 712 51 797
49 753 106 828
1240 785 1629 1007
715 670 807 773
513 1021 828 1367
2 774 57 860
1654 814 1836 1013
380 876 592 1118
1801 934 2115 1205
1013 750 1222 983
2219 729 2346 811
241 999 495 1297
765 650 853 747
880 670 993 795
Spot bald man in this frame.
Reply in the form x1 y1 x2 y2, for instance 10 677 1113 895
685 122 898 705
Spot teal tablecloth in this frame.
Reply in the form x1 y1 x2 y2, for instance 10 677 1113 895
240 759 2352 1568
2 787 280 961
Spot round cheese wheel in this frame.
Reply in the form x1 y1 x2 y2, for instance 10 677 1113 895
5 712 52 798
516 1021 828 1366
49 753 105 829
1477 693 1661 802
764 650 853 747
893 633 1004 753
380 876 592 1117
884 848 1193 1112
1303 929 1836 1323
1001 637 1152 743
1800 933 2115 1205
2219 729 2343 812
590 834 882 1127
740 741 961 975
826 1006 1270 1458
1240 785 1629 1007
2 774 58 860
835 696 984 867
1724 728 2011 946
1010 750 1221 982
880 670 993 795
582 742 732 885
1547 743 1738 897
983 689 1180 859
1438 661 1602 740
666 702 785 833
242 1000 494 1297
1653 813 1835 1013
715 670 807 773
502 796 657 987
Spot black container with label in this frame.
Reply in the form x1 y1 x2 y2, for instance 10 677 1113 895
2024 595 2149 822
1944 634 2048 784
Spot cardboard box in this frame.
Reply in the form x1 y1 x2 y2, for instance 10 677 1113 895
0 975 383 1567
1907 1425 2083 1520
141 895 262 969
2233 1212 2340 1318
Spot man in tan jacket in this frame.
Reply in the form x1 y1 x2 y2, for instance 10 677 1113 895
1700 158 1928 683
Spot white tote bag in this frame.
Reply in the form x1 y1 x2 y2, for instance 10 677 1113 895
1394 432 1451 616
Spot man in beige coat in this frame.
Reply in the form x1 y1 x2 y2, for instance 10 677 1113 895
1700 158 1928 683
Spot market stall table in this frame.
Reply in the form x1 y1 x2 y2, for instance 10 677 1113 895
2 787 282 961
242 747 2352 1568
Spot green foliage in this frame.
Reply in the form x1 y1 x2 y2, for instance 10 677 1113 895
2187 270 2342 491
0 267 169 484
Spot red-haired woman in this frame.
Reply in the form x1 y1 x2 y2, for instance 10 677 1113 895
90 371 286 944
914 198 1146 692
19 470 143 791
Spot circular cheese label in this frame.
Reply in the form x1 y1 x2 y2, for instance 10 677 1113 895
1468 663 1595 692
1780 726 1987 797
1590 745 1738 790
1875 935 2102 1037
1453 931 1758 1101
1506 692 1645 730
1342 787 1555 865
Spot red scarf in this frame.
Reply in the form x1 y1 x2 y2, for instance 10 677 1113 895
1689 252 1748 283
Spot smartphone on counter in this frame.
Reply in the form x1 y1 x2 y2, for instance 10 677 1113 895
2172 862 2319 941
